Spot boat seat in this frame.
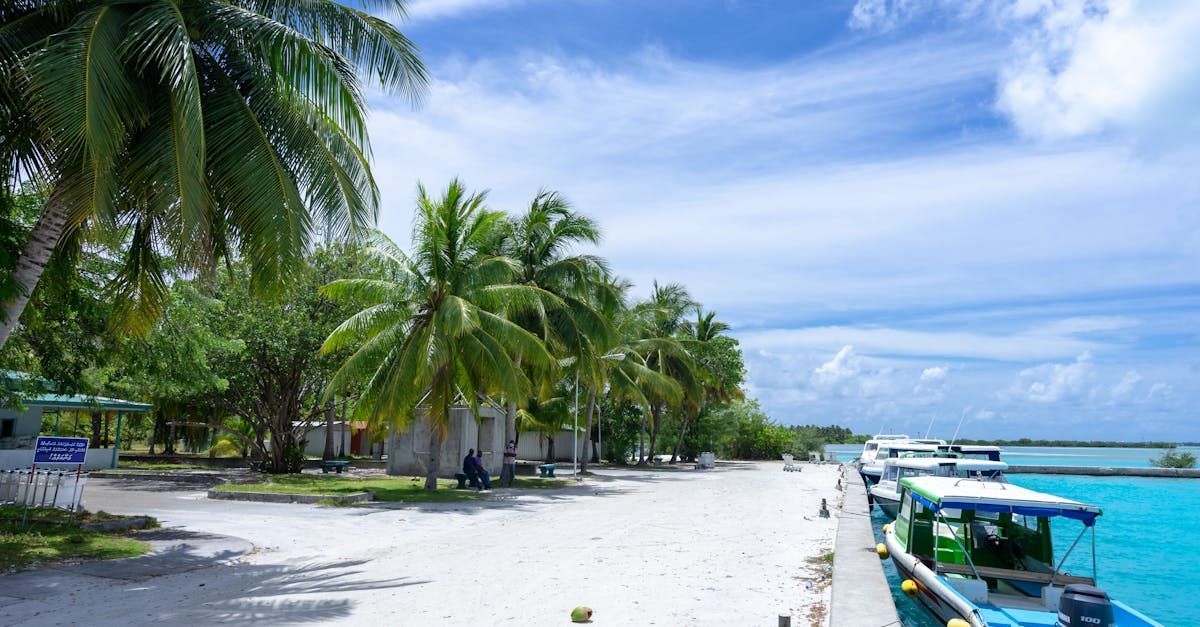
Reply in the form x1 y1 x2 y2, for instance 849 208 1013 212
937 562 1094 585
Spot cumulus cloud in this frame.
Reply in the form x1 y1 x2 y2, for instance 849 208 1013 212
1109 369 1142 401
998 0 1200 146
914 366 949 403
849 0 1200 148
1006 351 1096 403
812 345 861 391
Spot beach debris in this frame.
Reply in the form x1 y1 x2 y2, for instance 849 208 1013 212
819 498 830 518
570 606 593 623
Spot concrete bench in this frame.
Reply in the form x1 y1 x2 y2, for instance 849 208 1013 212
321 460 350 474
454 472 471 489
538 463 556 478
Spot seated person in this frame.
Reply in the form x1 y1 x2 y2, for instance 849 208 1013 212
463 448 481 488
473 452 492 491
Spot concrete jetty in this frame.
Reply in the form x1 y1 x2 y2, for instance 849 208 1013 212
830 466 900 626
1008 465 1200 478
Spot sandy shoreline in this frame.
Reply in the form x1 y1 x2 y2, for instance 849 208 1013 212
2 462 841 626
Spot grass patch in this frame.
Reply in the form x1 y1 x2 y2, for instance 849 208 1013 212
117 461 208 470
0 505 157 527
213 473 569 503
0 506 152 571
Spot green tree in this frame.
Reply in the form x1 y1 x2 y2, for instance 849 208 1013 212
1150 448 1197 469
212 245 370 472
494 191 613 452
321 181 552 490
634 282 701 464
668 309 745 463
718 400 793 460
0 0 427 348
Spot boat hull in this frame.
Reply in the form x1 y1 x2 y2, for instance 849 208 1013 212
872 493 899 518
883 528 985 627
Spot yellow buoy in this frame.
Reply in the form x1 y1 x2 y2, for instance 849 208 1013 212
875 543 889 559
882 523 892 533
901 579 919 597
947 619 970 627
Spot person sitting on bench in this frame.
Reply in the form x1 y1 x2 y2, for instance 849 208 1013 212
473 450 492 491
463 449 481 489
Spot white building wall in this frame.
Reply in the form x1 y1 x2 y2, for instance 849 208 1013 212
386 406 504 477
302 424 353 457
515 429 579 462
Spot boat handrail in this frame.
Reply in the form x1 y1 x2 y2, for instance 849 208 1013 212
1049 525 1089 588
953 477 1006 488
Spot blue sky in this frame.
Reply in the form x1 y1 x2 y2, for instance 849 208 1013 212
364 0 1200 440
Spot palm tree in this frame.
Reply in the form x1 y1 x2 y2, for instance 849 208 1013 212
635 282 702 464
0 0 426 347
320 180 551 490
669 308 744 463
575 278 679 472
494 191 613 451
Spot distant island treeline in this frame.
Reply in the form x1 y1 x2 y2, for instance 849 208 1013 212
818 431 1198 448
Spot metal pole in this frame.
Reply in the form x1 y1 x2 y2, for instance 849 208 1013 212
597 403 602 465
111 412 123 469
578 369 583 473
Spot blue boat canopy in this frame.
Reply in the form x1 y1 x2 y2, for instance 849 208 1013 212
903 476 1102 526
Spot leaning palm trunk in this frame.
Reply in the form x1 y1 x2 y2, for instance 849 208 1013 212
638 411 647 464
645 404 662 464
0 195 69 349
579 390 597 473
504 355 523 445
425 424 443 491
670 414 692 464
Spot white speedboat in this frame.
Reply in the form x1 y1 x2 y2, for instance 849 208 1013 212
860 439 946 486
883 476 1162 627
854 434 911 468
869 457 1008 518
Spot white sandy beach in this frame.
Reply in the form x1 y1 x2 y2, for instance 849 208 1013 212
1 462 841 626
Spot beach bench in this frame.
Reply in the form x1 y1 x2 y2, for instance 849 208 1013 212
538 463 556 478
782 454 801 472
321 460 350 474
454 472 470 489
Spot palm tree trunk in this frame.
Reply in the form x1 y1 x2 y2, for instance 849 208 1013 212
544 433 556 464
646 404 661 463
424 418 443 491
579 390 596 473
637 411 647 465
322 401 336 461
670 414 691 464
504 355 523 445
0 194 69 349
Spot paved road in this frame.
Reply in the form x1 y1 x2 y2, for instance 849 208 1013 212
0 463 840 626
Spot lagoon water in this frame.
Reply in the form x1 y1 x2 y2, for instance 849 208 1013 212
827 444 1198 626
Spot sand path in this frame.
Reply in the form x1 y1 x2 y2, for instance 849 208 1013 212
1 462 840 626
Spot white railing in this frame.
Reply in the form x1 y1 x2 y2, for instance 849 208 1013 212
0 468 88 511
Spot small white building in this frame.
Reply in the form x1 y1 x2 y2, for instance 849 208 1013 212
386 406 505 476
1 372 153 470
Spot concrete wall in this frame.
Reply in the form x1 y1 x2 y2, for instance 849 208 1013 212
386 406 504 477
302 424 353 457
0 407 43 447
516 430 580 462
0 447 116 471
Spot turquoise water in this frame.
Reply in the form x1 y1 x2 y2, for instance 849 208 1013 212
824 444 1200 467
867 472 1195 627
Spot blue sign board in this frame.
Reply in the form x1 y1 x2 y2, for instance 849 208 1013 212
33 436 90 464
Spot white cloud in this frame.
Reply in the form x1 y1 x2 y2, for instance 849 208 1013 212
812 345 861 391
914 366 949 403
1146 381 1173 403
849 0 1200 148
1006 351 1096 403
737 324 1101 362
1109 369 1142 401
998 1 1200 147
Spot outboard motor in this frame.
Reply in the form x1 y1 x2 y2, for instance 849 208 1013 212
1057 584 1114 627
